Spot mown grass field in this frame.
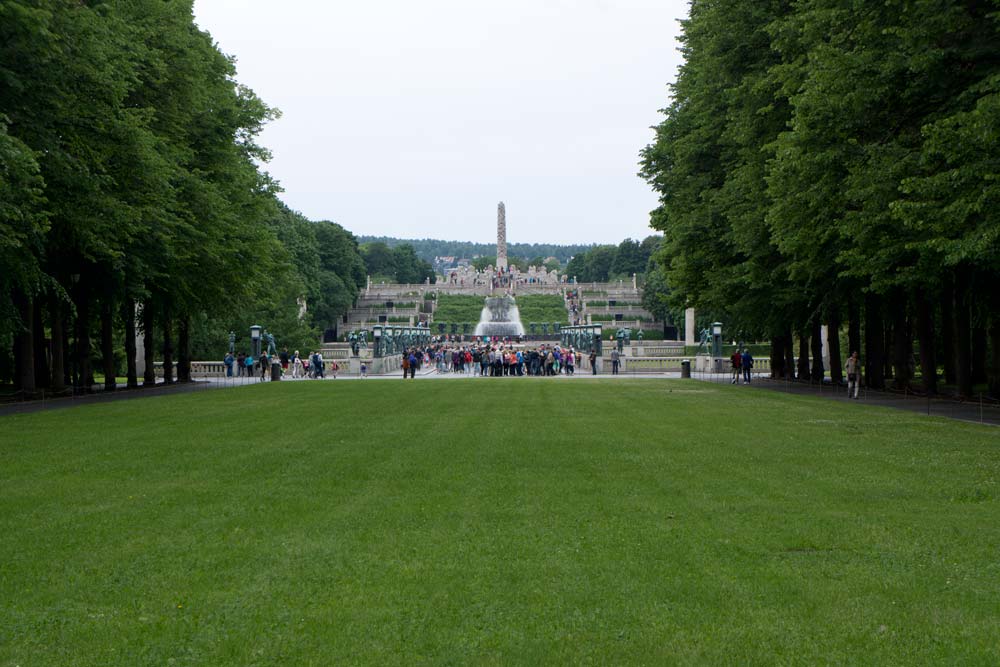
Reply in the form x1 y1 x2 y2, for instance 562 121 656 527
1 379 998 665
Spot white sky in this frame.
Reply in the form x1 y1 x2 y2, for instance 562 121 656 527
192 1 687 245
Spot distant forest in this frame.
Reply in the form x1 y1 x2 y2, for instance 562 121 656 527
356 236 594 264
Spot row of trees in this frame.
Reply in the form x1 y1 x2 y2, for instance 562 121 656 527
565 236 662 284
0 1 365 393
360 242 435 285
641 0 999 397
357 236 593 265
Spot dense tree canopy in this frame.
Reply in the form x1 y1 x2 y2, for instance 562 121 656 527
641 0 1000 396
357 236 592 265
566 236 661 283
0 0 366 392
361 242 434 285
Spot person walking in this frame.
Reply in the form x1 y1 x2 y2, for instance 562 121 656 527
292 351 303 378
589 350 597 374
224 352 234 377
741 349 753 384
730 347 742 384
610 347 620 375
845 351 861 399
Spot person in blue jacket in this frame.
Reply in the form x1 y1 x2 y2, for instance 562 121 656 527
741 349 754 384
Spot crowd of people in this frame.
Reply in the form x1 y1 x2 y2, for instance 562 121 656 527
223 349 339 380
395 341 597 379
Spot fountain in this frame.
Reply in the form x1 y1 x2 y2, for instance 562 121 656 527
474 295 525 337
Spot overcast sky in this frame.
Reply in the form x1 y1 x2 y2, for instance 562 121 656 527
192 1 687 245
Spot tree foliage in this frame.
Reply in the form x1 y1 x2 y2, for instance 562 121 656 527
566 236 661 283
356 236 591 265
641 0 1000 395
0 0 366 390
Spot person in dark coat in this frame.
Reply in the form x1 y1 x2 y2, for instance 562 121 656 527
741 349 754 384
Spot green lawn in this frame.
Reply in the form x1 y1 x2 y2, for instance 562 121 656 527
1 380 998 664
515 294 568 326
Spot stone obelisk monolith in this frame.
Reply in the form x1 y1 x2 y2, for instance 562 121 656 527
496 202 508 270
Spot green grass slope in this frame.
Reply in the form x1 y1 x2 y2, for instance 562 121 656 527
1 380 998 665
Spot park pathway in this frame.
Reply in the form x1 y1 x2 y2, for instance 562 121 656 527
707 373 1000 427
3 370 997 427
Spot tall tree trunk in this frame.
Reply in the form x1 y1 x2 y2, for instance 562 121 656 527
810 318 824 383
162 306 174 385
989 288 1000 398
884 317 894 381
74 284 92 392
953 267 973 397
770 335 784 379
177 314 191 382
847 296 862 361
142 302 156 386
783 330 796 379
941 273 956 385
101 296 115 392
49 295 66 393
13 292 35 393
797 333 810 381
891 291 912 390
971 325 988 385
864 293 885 390
32 298 49 389
827 305 843 385
915 286 937 394
123 300 138 389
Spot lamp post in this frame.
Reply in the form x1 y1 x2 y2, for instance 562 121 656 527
711 321 723 372
250 325 262 359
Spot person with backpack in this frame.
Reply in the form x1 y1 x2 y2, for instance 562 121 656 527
258 353 268 382
845 351 861 399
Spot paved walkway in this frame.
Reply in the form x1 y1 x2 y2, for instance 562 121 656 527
0 380 219 417
691 371 1000 426
4 369 997 426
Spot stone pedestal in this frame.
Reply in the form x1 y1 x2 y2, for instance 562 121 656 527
821 324 830 370
685 308 696 347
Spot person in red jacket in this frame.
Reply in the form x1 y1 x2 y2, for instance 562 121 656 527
730 348 742 384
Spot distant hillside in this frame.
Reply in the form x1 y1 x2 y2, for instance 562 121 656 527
356 236 594 265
